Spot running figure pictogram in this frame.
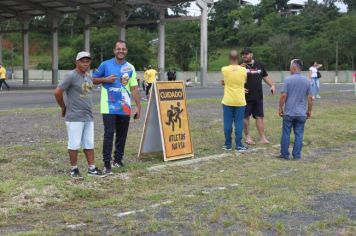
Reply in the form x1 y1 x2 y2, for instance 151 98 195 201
166 102 184 132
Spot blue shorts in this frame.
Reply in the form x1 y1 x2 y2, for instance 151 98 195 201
65 121 94 150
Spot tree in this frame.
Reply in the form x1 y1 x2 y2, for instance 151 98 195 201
170 2 191 16
85 27 153 70
166 21 199 71
342 0 356 12
300 36 334 70
210 0 241 29
267 34 299 70
324 14 356 69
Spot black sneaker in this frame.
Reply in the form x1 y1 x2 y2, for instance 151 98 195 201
103 167 112 175
70 168 83 180
88 167 107 178
276 155 290 160
103 161 112 174
112 159 124 168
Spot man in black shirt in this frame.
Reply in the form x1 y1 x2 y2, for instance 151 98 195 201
167 69 175 81
172 69 177 81
241 48 275 145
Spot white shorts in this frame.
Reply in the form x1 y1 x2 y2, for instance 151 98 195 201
65 121 94 150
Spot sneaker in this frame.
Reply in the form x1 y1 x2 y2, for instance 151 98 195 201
222 145 232 151
104 161 111 169
70 168 83 180
103 166 113 175
236 146 248 152
88 167 107 178
316 95 321 99
112 160 124 168
276 155 289 160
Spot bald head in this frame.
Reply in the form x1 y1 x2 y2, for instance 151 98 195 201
229 50 238 64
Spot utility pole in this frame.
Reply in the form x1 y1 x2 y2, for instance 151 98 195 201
196 0 213 87
335 40 338 84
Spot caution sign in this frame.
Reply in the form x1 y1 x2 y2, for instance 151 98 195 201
138 81 194 161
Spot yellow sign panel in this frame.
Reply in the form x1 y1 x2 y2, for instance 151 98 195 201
156 82 193 161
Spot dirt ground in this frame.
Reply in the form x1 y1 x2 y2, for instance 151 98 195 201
0 89 356 235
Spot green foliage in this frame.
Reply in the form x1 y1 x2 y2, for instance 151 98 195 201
52 27 154 70
166 21 200 71
2 1 356 71
342 0 356 11
208 0 356 70
59 46 78 70
2 48 22 68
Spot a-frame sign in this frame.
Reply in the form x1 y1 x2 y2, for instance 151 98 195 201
138 81 194 161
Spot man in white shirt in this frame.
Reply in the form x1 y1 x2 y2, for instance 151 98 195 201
309 62 322 99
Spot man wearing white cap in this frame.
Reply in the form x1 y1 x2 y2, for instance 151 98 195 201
54 51 106 179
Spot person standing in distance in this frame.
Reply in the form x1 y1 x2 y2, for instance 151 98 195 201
93 40 141 174
167 69 173 81
221 50 248 152
142 66 147 95
279 59 313 160
309 61 322 99
172 69 177 81
54 52 106 179
0 63 10 91
241 47 275 145
144 65 157 100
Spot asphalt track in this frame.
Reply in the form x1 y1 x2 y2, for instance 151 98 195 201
0 83 354 110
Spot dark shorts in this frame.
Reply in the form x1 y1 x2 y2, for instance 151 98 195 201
245 100 264 119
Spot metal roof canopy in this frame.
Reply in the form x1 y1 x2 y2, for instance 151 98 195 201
0 0 189 19
0 0 213 87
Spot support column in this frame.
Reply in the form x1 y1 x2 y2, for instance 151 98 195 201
52 18 59 85
335 40 338 84
118 12 126 41
0 33 2 64
83 15 90 52
158 8 165 81
22 22 29 85
196 0 210 87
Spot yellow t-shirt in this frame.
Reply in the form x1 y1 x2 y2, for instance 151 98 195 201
0 67 6 79
146 69 157 83
221 65 247 106
143 70 148 82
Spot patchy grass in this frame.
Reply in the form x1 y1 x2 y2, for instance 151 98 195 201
0 91 356 234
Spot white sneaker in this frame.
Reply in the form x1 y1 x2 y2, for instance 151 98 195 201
316 95 321 99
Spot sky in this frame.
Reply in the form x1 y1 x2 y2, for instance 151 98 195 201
186 0 347 16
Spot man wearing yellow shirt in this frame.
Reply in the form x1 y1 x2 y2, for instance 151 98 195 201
144 65 157 99
221 50 248 152
0 63 10 91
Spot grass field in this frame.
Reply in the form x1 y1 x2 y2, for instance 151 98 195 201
0 90 356 235
208 48 231 71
